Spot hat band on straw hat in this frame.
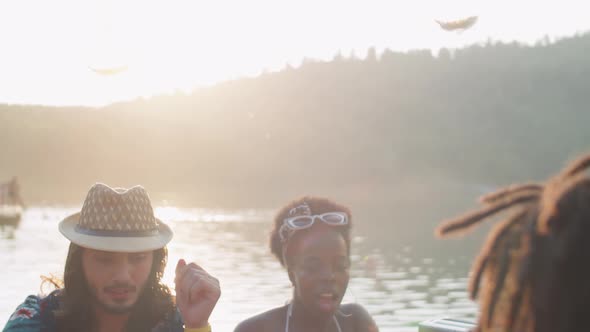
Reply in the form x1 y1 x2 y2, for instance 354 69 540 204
74 225 160 237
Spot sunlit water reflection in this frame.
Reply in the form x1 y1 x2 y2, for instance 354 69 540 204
0 208 477 331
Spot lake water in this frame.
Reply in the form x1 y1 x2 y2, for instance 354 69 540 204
0 207 478 331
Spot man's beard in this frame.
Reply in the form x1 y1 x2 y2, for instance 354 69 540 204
96 299 135 314
89 282 143 315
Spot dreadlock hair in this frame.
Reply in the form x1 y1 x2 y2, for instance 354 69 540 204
270 196 352 267
435 153 590 332
53 243 176 332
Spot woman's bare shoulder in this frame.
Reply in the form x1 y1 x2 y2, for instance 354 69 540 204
340 303 379 332
233 305 287 332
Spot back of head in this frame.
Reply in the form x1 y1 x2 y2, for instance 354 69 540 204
532 162 590 332
435 153 590 332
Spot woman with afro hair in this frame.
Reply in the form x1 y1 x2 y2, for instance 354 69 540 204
235 196 378 332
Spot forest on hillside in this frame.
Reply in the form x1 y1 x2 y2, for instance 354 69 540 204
2 33 590 241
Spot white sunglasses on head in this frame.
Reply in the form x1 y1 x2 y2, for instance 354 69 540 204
279 212 348 242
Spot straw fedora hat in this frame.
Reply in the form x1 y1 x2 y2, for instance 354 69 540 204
59 183 173 252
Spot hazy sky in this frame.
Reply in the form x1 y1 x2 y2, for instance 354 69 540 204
1 0 588 106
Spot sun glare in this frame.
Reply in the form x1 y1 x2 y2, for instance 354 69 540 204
0 0 588 106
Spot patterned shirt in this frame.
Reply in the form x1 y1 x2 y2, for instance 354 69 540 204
3 290 184 332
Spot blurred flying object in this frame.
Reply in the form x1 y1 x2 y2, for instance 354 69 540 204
89 65 129 76
435 16 478 32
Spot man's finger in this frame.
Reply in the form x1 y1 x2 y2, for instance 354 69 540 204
188 276 221 303
175 261 201 285
178 269 211 297
177 264 209 285
175 259 187 280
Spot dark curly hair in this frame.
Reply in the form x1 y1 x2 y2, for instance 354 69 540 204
270 196 352 267
436 153 590 332
51 243 176 332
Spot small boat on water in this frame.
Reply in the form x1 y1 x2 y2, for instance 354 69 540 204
0 177 24 227
0 204 23 226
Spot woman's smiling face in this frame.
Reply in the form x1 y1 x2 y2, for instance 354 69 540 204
288 225 350 319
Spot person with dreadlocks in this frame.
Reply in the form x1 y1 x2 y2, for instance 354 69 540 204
435 153 590 332
234 196 378 332
3 183 220 332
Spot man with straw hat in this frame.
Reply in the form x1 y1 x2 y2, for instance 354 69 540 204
3 183 220 332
